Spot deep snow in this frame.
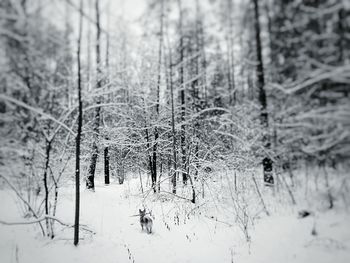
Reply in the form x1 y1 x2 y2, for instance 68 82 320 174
0 174 350 263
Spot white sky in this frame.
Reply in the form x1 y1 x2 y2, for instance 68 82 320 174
44 0 146 36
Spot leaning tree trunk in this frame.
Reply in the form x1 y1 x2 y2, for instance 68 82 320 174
253 0 274 185
74 0 83 246
86 0 102 190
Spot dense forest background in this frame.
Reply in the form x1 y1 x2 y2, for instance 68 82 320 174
0 0 349 250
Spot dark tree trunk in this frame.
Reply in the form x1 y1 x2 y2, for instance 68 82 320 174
178 0 187 185
151 0 164 193
103 7 110 186
337 8 345 63
152 136 158 191
104 146 110 184
74 0 83 246
253 0 274 185
145 127 156 192
158 160 162 192
86 0 102 190
226 0 235 105
194 143 199 180
167 41 177 194
87 143 98 190
186 143 196 203
43 139 52 237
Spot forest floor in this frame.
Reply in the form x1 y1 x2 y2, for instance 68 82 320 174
0 172 350 263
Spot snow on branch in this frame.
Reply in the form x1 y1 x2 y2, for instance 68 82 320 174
0 215 95 234
302 130 349 155
0 94 76 136
270 64 350 95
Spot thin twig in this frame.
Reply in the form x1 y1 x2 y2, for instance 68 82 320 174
0 215 95 234
251 174 270 216
0 173 45 236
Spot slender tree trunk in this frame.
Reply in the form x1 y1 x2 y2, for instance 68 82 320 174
322 163 333 209
104 146 110 184
167 45 177 194
199 21 207 102
226 0 235 105
64 0 72 108
193 0 201 181
177 0 187 185
194 143 199 180
186 142 196 203
86 0 102 190
337 7 345 63
163 9 178 194
104 4 111 185
158 160 162 192
253 0 274 185
87 0 92 92
151 0 164 193
43 139 52 237
145 125 155 192
74 0 83 246
139 168 144 194
50 173 58 239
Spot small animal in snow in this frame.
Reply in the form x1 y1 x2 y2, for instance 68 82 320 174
139 208 153 234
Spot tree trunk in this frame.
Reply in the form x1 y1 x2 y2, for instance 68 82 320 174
64 0 72 108
253 0 274 185
186 142 196 203
104 146 110 184
178 0 187 185
103 5 110 185
86 0 92 92
86 0 102 190
167 41 177 194
226 0 235 105
74 0 83 246
151 0 164 193
43 139 52 237
145 126 156 192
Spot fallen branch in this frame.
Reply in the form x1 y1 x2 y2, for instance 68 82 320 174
159 190 194 203
204 215 234 227
0 215 95 234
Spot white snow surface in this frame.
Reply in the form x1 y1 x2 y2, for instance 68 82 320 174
0 175 350 263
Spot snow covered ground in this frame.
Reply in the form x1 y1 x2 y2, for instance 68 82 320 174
1 173 350 263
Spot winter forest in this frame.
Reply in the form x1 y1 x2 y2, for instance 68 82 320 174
0 0 349 262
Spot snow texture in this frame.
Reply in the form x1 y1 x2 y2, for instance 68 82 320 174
1 175 349 263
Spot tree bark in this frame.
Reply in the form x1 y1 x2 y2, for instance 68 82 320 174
226 0 235 105
151 0 164 193
178 0 187 185
103 5 111 185
43 139 52 237
86 0 102 190
104 146 110 184
74 0 83 246
253 0 274 185
145 126 156 192
167 41 177 194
